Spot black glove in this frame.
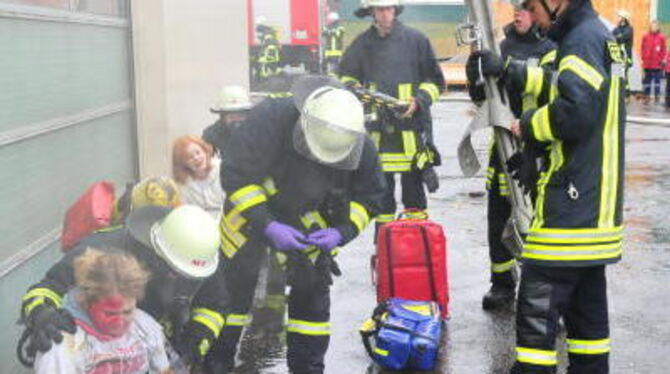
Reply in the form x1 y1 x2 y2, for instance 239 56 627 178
422 167 440 193
466 50 504 102
506 150 538 196
467 50 504 81
26 303 76 353
174 320 216 368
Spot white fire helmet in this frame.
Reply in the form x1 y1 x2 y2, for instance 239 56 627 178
291 76 365 170
212 85 253 112
135 205 220 279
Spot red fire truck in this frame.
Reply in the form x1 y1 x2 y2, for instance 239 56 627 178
247 0 327 73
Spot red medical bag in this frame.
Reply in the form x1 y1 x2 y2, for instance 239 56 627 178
374 217 449 318
61 181 116 250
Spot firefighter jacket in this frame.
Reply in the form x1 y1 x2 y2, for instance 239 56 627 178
612 22 634 66
323 23 345 58
21 228 228 343
338 21 445 173
217 97 386 260
516 1 626 267
641 30 666 70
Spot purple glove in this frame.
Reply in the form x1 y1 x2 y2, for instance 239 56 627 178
264 221 309 252
306 228 343 252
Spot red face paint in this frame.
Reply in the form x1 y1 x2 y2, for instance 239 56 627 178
87 294 133 337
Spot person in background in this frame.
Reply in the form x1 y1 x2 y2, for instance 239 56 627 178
255 17 282 83
203 85 253 156
172 135 224 219
339 0 445 232
666 48 670 108
34 247 172 374
612 10 634 97
641 20 666 104
322 12 345 76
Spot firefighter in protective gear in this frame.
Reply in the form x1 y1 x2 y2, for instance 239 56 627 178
255 18 282 81
466 6 556 310
488 0 625 372
19 205 224 369
203 85 253 155
323 12 345 76
205 76 385 373
339 0 444 231
612 10 634 96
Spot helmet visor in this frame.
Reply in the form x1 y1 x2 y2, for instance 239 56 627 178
293 113 365 170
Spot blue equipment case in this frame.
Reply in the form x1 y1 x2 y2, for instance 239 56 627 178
360 298 443 371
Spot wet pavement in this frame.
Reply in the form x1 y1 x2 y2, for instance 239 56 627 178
231 96 670 374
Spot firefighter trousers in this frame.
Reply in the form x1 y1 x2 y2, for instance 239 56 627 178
204 236 331 374
487 156 516 288
512 264 610 374
373 170 427 241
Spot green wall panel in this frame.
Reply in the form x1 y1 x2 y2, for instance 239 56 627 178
659 0 670 22
0 110 136 263
0 18 131 132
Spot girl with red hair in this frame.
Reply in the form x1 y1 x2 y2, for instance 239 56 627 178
172 135 224 219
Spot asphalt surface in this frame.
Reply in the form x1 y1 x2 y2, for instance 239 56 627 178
230 97 670 374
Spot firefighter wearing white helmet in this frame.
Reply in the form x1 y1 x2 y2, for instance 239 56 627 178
323 12 345 75
341 0 444 234
203 85 253 155
19 205 224 369
202 75 385 373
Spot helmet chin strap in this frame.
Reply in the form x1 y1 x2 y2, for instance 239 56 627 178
539 0 561 23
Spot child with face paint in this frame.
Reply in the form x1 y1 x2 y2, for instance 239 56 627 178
34 247 173 374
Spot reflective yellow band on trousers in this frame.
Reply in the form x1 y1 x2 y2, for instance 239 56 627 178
566 339 611 355
566 338 611 355
491 259 516 273
287 319 331 336
516 347 557 366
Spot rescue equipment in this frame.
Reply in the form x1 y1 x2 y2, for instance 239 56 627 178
360 298 442 371
61 181 116 250
373 213 449 318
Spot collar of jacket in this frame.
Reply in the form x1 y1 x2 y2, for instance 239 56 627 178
369 20 405 40
547 0 597 42
504 22 543 44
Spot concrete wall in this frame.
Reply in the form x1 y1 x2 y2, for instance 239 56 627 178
132 0 248 178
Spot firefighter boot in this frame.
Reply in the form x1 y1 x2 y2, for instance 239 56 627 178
482 272 516 310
